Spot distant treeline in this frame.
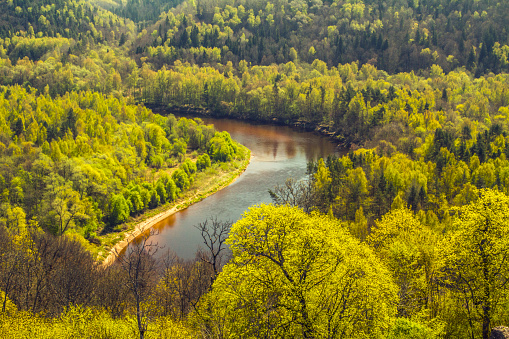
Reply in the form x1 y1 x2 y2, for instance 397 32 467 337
134 0 509 75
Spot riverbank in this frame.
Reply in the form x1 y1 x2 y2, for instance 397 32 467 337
144 104 349 149
101 146 251 266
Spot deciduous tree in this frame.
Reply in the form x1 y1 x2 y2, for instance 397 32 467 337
439 189 509 339
199 204 397 338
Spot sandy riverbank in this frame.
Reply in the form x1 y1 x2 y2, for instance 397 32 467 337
102 152 251 266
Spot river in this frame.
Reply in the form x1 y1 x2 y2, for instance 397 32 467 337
143 117 344 260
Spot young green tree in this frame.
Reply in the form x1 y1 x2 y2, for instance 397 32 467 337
196 153 211 171
109 194 130 226
42 175 88 236
369 207 437 318
439 189 509 339
51 185 87 236
208 131 237 162
172 169 190 192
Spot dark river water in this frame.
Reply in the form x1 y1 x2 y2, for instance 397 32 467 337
141 117 343 259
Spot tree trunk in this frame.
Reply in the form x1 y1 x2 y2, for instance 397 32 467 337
136 293 145 339
481 229 491 339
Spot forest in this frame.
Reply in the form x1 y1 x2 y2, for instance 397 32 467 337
1 0 509 338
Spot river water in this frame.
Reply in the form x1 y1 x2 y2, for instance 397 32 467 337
144 117 343 259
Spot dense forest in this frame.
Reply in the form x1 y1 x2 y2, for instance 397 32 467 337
131 0 509 74
1 0 509 338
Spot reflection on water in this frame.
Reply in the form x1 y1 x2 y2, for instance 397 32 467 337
130 117 345 260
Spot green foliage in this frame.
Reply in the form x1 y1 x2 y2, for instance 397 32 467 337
124 55 509 157
171 139 187 157
179 158 196 176
113 0 185 23
438 189 509 339
171 169 190 191
304 149 509 337
196 153 211 171
126 184 145 215
155 181 167 204
208 131 238 162
144 123 169 151
0 305 196 338
3 0 509 336
369 207 437 318
388 318 441 339
0 0 132 61
109 194 130 226
149 189 160 209
165 178 178 202
0 86 224 237
132 0 509 76
200 204 397 338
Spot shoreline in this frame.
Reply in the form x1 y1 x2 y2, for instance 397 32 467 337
102 150 252 266
144 104 349 149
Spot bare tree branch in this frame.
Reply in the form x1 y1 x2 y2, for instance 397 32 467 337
195 218 232 287
269 178 314 212
114 230 161 339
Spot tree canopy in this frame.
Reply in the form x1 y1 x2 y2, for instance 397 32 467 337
200 204 397 338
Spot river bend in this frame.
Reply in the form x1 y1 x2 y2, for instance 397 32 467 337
145 117 343 259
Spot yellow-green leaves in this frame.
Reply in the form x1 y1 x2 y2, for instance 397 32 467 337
201 204 397 338
369 207 423 250
369 207 437 318
439 189 509 339
208 131 238 162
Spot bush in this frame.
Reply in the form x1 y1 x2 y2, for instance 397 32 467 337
388 318 441 339
172 169 190 191
166 178 178 201
180 158 197 176
149 189 160 209
196 153 211 171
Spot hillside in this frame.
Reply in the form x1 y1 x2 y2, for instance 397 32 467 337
133 0 509 75
0 0 134 63
1 0 509 338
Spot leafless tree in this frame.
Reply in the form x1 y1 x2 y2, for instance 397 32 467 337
269 177 314 212
156 250 180 317
155 248 217 321
114 231 160 339
95 264 130 317
0 226 22 313
45 236 98 313
195 218 232 286
1 229 100 315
